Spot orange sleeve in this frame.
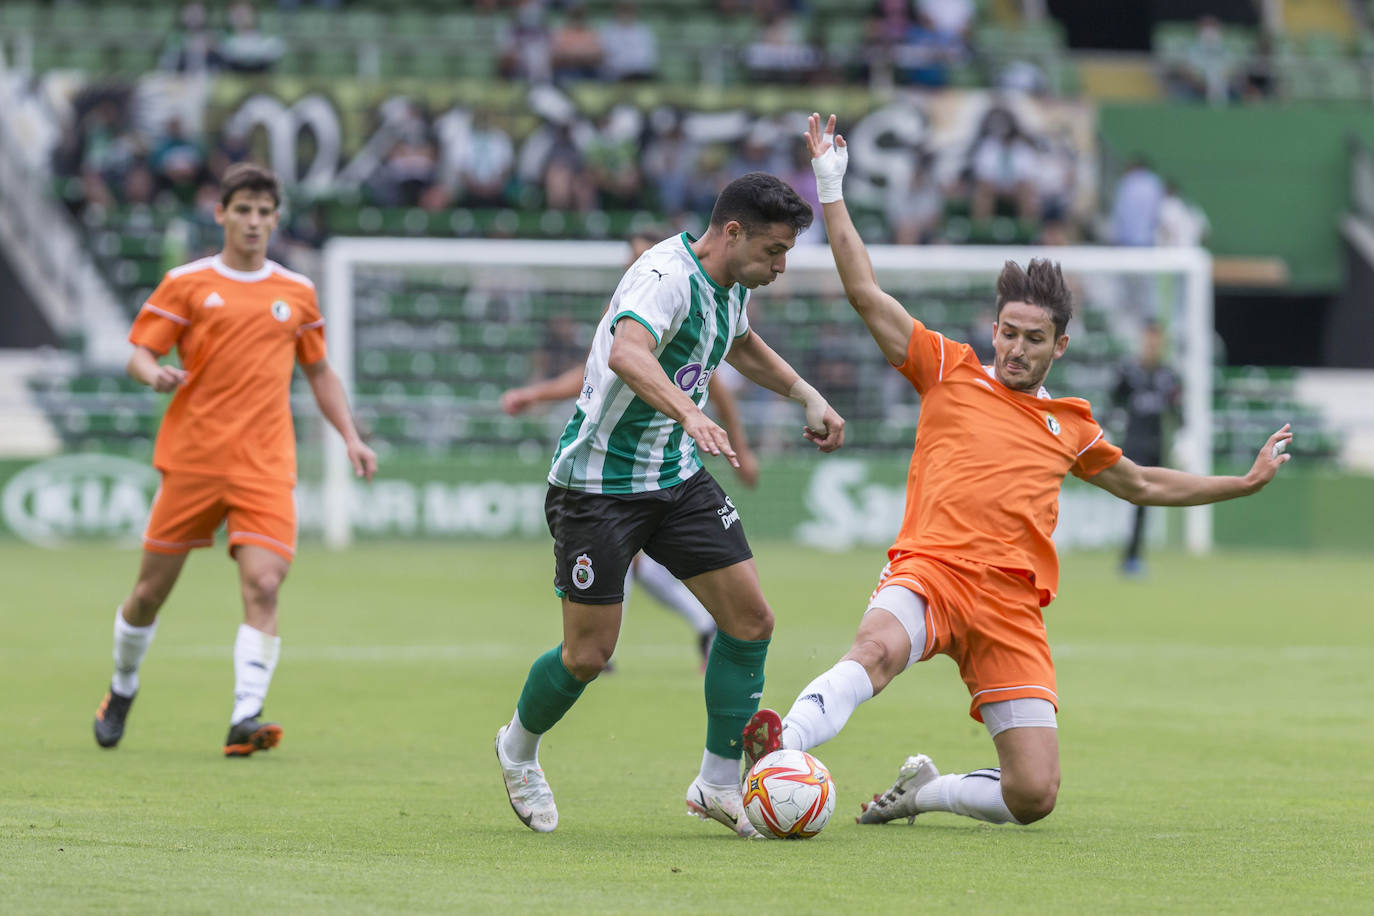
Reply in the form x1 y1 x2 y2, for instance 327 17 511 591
1071 424 1124 478
295 289 327 365
893 318 951 394
129 274 191 356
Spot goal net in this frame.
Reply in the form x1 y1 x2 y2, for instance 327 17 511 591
318 238 1213 552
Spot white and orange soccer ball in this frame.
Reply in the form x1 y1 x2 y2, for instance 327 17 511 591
742 749 836 839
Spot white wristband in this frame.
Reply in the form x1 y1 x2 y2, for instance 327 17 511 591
815 173 843 204
788 379 830 432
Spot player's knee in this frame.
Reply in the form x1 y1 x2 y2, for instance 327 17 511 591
1004 775 1059 824
241 569 284 607
732 602 773 641
561 644 612 682
129 579 171 616
844 638 900 693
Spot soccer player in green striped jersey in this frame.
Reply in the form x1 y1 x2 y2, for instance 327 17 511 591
496 172 846 836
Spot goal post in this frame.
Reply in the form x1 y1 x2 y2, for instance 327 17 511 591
320 238 1213 552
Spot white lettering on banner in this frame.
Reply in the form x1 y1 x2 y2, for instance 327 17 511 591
795 460 1136 552
796 460 904 550
296 478 546 537
1 454 158 547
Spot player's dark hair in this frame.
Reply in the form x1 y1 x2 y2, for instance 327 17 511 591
220 162 281 208
708 171 813 236
996 259 1073 337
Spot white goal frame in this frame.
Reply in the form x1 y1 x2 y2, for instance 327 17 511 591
322 239 1213 552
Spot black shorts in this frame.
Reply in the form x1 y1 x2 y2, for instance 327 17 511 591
544 470 753 605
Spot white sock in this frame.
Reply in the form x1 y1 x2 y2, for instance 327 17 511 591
231 624 281 724
634 557 715 635
501 710 541 764
914 770 1021 825
779 659 875 751
111 606 157 697
698 749 739 787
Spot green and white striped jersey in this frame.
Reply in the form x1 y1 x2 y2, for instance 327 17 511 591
548 232 751 494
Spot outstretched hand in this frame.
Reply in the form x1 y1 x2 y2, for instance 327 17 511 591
1246 424 1293 490
805 113 848 203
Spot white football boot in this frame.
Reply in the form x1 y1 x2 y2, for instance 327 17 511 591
685 776 759 838
857 754 940 825
495 725 558 833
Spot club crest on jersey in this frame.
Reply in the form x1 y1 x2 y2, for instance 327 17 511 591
673 362 713 393
270 300 291 322
571 554 595 590
1045 413 1061 435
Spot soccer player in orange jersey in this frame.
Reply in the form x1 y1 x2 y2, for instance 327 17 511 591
740 114 1292 828
92 163 377 757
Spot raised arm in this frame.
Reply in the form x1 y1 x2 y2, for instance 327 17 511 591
807 113 915 367
726 328 844 452
1088 425 1292 506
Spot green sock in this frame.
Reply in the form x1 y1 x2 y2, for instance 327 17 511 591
702 629 770 759
515 645 592 735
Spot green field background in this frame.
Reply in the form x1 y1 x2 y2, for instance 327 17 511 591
2 541 1371 914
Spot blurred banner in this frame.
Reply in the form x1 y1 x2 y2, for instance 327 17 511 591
6 451 1371 551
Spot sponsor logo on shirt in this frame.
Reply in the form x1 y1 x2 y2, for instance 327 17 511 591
203 292 225 308
270 300 291 322
717 496 740 530
673 362 713 393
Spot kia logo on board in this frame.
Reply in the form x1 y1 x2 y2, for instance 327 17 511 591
2 454 158 547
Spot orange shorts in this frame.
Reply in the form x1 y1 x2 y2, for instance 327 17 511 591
874 552 1057 722
143 471 297 561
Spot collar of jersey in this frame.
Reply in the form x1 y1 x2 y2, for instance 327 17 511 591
211 254 274 283
678 232 729 295
984 364 1050 399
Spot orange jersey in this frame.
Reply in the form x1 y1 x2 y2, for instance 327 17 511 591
129 255 326 484
892 319 1122 605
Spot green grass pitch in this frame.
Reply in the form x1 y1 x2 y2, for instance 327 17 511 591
2 540 1371 914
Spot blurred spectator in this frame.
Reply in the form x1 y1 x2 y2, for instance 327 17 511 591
531 312 588 382
500 1 553 83
122 159 158 207
368 138 438 207
151 118 208 204
542 124 596 212
456 110 515 207
742 0 823 83
550 2 605 82
917 0 974 41
891 13 967 87
584 112 643 209
1034 130 1077 228
599 2 657 81
159 2 222 74
1111 322 1180 577
727 126 784 181
1155 181 1209 247
74 97 141 212
967 106 1040 222
218 1 286 73
866 0 915 46
781 142 824 245
641 114 696 216
1163 16 1237 104
1109 156 1165 246
886 149 943 245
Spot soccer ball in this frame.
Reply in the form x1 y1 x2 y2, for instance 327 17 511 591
742 749 836 839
